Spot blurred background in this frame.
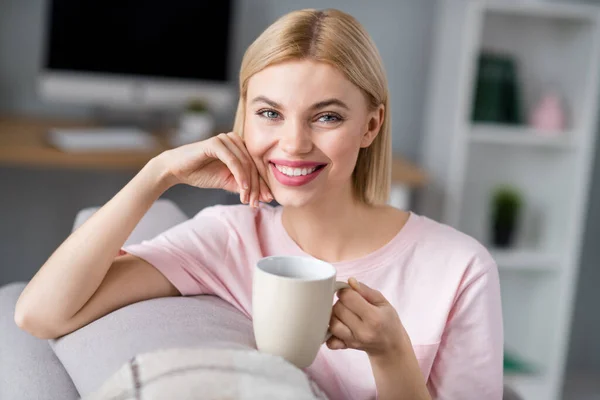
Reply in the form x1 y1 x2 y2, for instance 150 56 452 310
0 0 599 399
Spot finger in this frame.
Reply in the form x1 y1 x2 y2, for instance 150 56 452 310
227 133 259 207
217 133 251 203
326 336 347 350
229 133 273 203
328 315 354 344
230 132 266 207
338 287 374 321
227 133 258 205
249 154 260 207
349 277 388 306
333 299 362 332
209 137 248 195
259 176 273 203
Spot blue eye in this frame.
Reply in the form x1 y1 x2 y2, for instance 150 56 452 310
259 110 280 119
318 113 342 123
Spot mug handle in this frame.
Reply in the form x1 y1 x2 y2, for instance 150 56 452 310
324 281 351 343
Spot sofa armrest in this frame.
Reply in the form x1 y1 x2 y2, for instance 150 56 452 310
0 282 79 400
49 294 256 396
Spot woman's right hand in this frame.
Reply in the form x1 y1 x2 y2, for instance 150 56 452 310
156 132 273 207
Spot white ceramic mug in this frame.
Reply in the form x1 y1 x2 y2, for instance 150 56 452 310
252 255 349 369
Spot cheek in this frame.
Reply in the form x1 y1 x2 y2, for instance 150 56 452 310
243 119 276 173
323 132 362 173
244 119 267 154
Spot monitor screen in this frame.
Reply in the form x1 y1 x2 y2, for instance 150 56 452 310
43 1 233 83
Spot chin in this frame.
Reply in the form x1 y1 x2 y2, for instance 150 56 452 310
271 189 318 208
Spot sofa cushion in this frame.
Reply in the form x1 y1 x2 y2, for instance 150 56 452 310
85 347 329 400
49 295 256 397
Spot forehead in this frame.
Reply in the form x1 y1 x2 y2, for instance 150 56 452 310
246 59 363 107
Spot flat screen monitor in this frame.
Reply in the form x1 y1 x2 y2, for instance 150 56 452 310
39 0 237 113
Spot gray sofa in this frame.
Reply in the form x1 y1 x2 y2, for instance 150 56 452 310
0 283 258 399
0 199 523 399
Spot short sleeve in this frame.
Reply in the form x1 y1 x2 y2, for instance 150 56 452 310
427 261 504 399
122 206 232 297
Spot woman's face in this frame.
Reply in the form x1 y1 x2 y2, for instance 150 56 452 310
244 59 383 208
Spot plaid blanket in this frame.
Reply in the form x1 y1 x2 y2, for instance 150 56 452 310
84 347 329 400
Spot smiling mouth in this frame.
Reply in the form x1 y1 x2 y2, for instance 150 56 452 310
271 163 326 177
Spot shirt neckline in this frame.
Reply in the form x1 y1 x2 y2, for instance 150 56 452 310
272 206 421 275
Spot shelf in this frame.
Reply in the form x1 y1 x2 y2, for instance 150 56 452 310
490 249 560 271
469 124 575 149
504 350 546 399
504 372 549 400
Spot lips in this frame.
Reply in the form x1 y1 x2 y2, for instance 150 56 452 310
269 160 327 187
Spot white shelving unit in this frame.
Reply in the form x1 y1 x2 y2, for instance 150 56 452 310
418 2 600 400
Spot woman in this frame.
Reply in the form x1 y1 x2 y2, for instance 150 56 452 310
15 8 503 400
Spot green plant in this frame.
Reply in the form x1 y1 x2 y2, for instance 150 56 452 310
185 99 209 113
492 185 522 223
503 349 537 375
491 184 523 247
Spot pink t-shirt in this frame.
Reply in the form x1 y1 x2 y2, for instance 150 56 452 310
124 204 503 400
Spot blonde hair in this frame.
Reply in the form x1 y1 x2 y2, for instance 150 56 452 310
233 8 391 205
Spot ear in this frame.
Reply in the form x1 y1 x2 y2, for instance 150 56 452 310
360 104 385 148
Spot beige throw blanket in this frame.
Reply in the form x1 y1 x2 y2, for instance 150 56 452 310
84 347 329 400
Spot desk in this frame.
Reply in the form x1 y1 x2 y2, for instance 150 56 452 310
0 114 428 187
0 115 170 170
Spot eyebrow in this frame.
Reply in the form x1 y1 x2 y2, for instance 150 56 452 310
251 96 349 111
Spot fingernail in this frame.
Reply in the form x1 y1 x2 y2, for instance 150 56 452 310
254 200 259 208
243 181 249 190
349 277 360 289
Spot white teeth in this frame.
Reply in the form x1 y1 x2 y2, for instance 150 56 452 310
275 164 318 177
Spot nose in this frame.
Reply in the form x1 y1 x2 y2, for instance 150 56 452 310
279 121 313 155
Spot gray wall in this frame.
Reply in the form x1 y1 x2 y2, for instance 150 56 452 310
561 0 600 376
567 135 600 373
0 0 437 285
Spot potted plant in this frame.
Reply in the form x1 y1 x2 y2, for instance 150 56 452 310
490 184 523 248
171 99 216 147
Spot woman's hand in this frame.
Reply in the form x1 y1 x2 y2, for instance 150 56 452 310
327 278 408 356
328 278 431 400
156 132 273 207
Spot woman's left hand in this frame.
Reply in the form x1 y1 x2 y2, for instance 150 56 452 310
327 278 408 357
